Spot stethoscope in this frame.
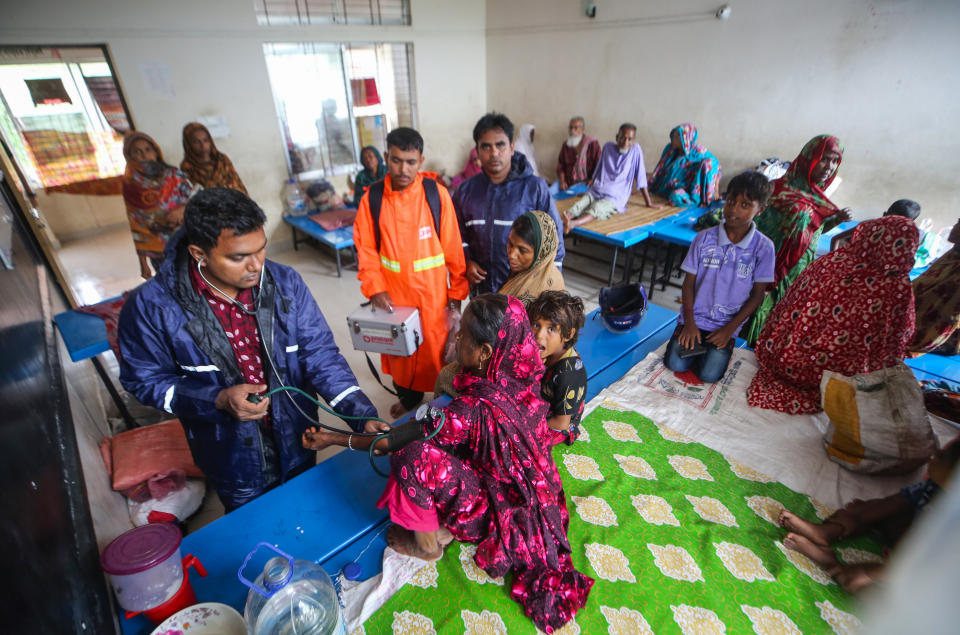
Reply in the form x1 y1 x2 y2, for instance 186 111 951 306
193 256 444 476
194 257 385 436
196 256 264 316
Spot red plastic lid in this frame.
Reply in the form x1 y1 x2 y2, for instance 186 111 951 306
100 524 182 575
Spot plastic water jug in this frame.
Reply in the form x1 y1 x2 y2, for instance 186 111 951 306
239 543 345 635
283 178 305 214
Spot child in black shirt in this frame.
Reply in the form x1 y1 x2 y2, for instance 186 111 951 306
527 291 588 446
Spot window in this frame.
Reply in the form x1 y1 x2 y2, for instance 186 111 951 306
255 0 410 26
0 46 132 190
263 42 415 178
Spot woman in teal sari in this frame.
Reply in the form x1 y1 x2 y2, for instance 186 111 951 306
351 145 387 207
741 135 852 344
649 123 722 207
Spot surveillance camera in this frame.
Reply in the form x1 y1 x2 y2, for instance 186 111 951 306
583 1 597 19
716 5 732 19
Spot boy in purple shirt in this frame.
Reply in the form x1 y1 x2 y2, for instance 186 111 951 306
563 123 660 233
665 171 775 382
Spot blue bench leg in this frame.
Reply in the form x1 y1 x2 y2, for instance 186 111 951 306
336 247 342 277
291 224 300 251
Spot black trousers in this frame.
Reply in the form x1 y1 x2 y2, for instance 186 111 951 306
393 380 424 411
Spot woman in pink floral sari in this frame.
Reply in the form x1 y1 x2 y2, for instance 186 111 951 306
383 294 593 632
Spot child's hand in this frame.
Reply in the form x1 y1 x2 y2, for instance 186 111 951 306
302 426 331 451
705 325 735 349
678 323 701 349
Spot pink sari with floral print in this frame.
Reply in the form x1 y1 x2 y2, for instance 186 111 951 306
378 296 593 632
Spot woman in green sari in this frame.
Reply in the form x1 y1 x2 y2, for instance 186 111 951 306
742 135 852 344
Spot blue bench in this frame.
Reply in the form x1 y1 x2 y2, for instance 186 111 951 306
284 215 357 277
578 304 680 402
118 394 451 634
905 353 960 385
815 220 859 257
54 298 136 428
552 181 589 201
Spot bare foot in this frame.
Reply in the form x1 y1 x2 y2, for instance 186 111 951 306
562 212 573 235
386 525 443 561
437 527 454 547
778 510 842 547
783 532 839 570
835 563 883 593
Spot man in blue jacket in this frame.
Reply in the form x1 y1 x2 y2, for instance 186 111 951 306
118 188 385 511
452 112 565 294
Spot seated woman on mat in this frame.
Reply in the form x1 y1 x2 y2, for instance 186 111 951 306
351 145 387 207
434 210 564 398
649 123 722 208
747 215 919 414
778 436 959 593
910 218 960 356
740 135 853 344
303 294 594 632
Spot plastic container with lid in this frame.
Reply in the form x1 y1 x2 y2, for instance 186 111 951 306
239 542 345 635
100 524 185 612
283 178 305 215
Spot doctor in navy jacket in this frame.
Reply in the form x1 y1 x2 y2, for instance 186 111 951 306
118 187 385 511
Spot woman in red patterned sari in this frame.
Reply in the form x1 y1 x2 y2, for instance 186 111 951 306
383 294 592 632
747 216 919 414
122 132 195 279
742 135 853 344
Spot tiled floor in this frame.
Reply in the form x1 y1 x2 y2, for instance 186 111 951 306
55 225 683 533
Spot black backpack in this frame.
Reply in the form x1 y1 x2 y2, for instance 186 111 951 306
367 178 442 252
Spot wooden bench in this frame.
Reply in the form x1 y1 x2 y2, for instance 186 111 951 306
284 215 357 277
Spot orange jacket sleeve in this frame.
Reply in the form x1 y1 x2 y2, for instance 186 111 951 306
354 193 388 298
438 186 469 301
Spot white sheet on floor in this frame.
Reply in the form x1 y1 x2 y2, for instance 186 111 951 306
340 547 430 633
585 345 955 509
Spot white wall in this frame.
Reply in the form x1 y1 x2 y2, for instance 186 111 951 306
0 0 487 246
486 0 960 232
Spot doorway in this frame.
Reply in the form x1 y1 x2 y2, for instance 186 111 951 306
0 44 137 307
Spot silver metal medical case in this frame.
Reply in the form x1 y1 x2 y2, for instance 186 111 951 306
347 304 422 357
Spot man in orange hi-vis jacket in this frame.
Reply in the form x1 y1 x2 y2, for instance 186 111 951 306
354 127 469 418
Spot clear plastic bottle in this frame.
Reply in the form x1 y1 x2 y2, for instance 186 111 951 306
283 178 305 215
242 548 345 635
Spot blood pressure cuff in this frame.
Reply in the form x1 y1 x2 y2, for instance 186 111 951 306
386 420 428 452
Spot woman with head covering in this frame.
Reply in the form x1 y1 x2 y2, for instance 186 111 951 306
448 147 482 191
910 218 960 355
741 135 854 344
123 132 196 279
499 210 565 305
513 123 540 177
304 294 593 632
352 145 387 207
747 216 919 414
434 210 565 397
649 123 722 207
179 122 247 194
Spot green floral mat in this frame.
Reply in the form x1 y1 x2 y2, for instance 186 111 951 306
360 406 876 634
